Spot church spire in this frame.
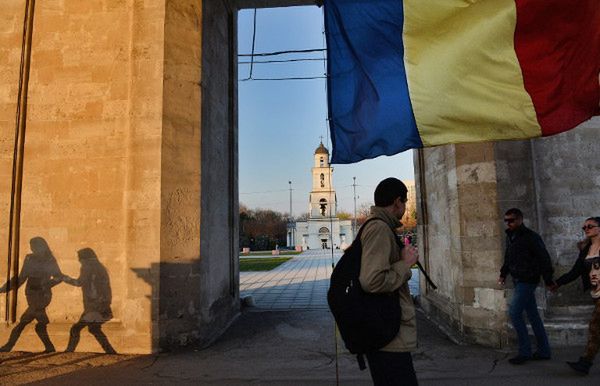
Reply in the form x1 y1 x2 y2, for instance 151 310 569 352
310 140 336 218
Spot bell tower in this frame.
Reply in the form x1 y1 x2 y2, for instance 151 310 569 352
309 141 337 218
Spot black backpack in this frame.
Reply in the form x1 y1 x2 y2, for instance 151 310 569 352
327 218 402 370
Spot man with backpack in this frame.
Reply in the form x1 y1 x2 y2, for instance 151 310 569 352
359 177 419 385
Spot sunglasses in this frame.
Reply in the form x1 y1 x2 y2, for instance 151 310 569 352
504 218 516 224
582 224 600 231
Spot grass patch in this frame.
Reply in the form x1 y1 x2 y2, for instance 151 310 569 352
239 257 292 272
243 250 302 256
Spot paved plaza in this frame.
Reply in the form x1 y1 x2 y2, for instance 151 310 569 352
1 251 598 384
240 249 420 310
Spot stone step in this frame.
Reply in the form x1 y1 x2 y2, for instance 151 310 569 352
504 305 594 347
545 305 594 318
544 305 593 346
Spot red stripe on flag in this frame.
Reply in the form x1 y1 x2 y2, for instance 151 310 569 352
514 0 600 136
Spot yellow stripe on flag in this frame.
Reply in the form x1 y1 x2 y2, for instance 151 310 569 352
403 0 541 146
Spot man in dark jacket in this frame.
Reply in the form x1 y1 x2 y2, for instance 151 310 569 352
498 208 555 365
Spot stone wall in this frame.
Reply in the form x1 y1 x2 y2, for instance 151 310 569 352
454 143 506 346
418 117 600 347
0 0 239 353
0 0 164 353
533 117 600 306
196 0 240 347
417 143 507 347
416 145 463 338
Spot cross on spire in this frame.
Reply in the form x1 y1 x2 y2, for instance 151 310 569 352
319 135 324 144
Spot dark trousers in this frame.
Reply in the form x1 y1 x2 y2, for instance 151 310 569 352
365 351 418 386
584 299 600 361
509 282 551 357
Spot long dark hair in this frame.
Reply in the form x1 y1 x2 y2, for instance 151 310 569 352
578 216 600 251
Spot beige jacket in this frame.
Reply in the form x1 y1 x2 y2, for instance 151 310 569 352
358 206 417 352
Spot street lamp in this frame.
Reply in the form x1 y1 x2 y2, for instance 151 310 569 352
288 180 292 220
288 180 293 249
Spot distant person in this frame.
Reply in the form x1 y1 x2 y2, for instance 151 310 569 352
359 178 419 385
553 216 600 375
498 208 554 365
0 237 63 352
63 248 116 353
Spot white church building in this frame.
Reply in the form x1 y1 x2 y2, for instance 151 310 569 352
288 142 354 250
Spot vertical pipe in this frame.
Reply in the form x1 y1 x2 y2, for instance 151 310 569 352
6 0 35 323
352 176 356 235
417 148 430 293
228 5 238 297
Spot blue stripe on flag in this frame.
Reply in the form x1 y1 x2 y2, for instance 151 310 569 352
325 0 423 164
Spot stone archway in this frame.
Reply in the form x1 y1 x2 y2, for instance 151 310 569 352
2 0 597 354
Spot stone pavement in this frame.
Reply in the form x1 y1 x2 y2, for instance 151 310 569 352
239 249 337 309
0 251 598 385
240 249 420 310
1 310 597 385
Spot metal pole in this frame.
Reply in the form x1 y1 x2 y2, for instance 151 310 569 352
288 180 292 247
352 177 357 235
6 0 36 323
288 180 292 219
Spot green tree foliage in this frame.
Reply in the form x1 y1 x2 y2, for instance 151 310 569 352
239 204 288 251
337 211 352 220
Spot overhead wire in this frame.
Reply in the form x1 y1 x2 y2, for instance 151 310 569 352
240 9 258 81
240 188 291 195
238 12 328 82
240 76 326 82
239 48 326 57
238 58 325 65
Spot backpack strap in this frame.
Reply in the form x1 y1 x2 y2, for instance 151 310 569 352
352 218 402 371
357 353 367 370
355 217 404 252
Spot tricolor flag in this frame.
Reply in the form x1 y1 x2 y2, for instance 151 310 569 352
324 0 600 164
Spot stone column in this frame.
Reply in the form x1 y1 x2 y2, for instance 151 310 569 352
417 116 600 348
416 143 508 347
0 0 240 353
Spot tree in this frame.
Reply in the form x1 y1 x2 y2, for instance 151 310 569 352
296 212 309 221
337 211 352 220
356 202 372 226
239 205 288 251
401 208 417 231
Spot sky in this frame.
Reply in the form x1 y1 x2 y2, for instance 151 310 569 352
237 6 415 216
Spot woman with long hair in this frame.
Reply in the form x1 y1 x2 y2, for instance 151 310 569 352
0 237 63 352
554 216 600 375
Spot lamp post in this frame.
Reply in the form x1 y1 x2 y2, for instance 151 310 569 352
288 180 292 220
288 180 293 248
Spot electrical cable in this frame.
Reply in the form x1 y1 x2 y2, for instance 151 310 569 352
240 9 258 81
239 76 326 81
238 58 326 65
238 48 326 57
240 188 291 195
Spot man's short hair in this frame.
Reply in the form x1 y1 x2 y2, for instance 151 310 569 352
374 178 407 207
505 208 523 218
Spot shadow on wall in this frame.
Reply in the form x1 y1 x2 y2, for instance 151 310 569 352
0 237 116 353
132 260 239 351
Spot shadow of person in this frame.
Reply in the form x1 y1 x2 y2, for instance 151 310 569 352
63 248 116 354
0 237 63 352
